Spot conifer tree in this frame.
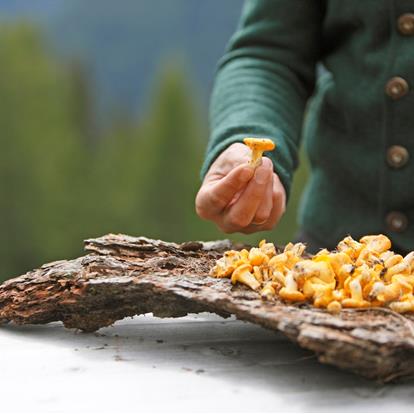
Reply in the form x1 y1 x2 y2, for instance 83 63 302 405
0 24 85 279
136 62 207 241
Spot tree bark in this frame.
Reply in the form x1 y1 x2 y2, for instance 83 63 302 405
1 233 414 382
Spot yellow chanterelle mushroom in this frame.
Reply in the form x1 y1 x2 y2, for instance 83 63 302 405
243 137 276 168
210 234 414 315
231 264 261 291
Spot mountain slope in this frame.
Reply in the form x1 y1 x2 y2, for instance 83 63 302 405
47 0 244 118
0 0 244 120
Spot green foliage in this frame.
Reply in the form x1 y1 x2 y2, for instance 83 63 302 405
0 24 310 282
138 63 209 241
0 24 87 277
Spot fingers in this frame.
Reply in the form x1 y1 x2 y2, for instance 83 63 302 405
195 164 254 219
195 146 286 235
206 143 251 181
220 158 273 231
251 173 274 225
219 171 286 234
255 173 286 231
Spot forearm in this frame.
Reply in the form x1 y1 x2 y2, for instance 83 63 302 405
202 0 323 198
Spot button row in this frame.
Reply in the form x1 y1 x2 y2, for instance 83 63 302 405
382 14 413 233
388 14 414 99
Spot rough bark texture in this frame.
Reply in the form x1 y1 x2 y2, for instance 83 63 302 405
1 234 414 382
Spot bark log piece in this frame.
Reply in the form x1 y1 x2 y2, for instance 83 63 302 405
1 233 414 382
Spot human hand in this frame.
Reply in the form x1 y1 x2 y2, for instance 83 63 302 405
195 143 286 234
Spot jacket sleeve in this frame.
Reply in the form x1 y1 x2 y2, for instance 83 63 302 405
201 0 324 198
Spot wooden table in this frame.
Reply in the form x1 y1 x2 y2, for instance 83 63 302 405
1 313 413 413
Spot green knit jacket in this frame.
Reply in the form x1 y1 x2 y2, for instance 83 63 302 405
201 0 414 252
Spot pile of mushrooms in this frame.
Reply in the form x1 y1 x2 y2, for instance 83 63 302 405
210 235 414 314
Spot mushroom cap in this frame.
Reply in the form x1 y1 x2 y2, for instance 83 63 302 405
248 247 268 266
243 137 275 152
360 234 392 253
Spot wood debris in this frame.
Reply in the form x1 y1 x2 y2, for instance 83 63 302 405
0 234 413 382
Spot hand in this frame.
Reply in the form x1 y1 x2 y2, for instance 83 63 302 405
195 143 286 234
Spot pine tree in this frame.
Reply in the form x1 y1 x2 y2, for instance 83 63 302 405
0 24 86 279
135 61 207 241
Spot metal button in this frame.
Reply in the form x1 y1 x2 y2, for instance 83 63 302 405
386 145 410 168
386 211 408 233
385 76 409 99
398 13 414 35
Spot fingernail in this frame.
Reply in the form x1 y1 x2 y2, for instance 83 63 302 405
255 167 269 184
239 167 254 183
262 157 273 169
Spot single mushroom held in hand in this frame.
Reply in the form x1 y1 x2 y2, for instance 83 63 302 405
243 137 276 168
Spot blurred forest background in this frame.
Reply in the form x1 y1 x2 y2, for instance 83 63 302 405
0 0 309 281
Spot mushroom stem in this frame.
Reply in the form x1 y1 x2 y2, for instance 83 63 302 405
261 283 276 300
389 299 414 313
237 272 260 291
251 149 263 167
342 277 370 308
231 264 260 291
279 271 305 302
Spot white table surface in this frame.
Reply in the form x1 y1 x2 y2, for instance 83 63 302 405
0 313 413 413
